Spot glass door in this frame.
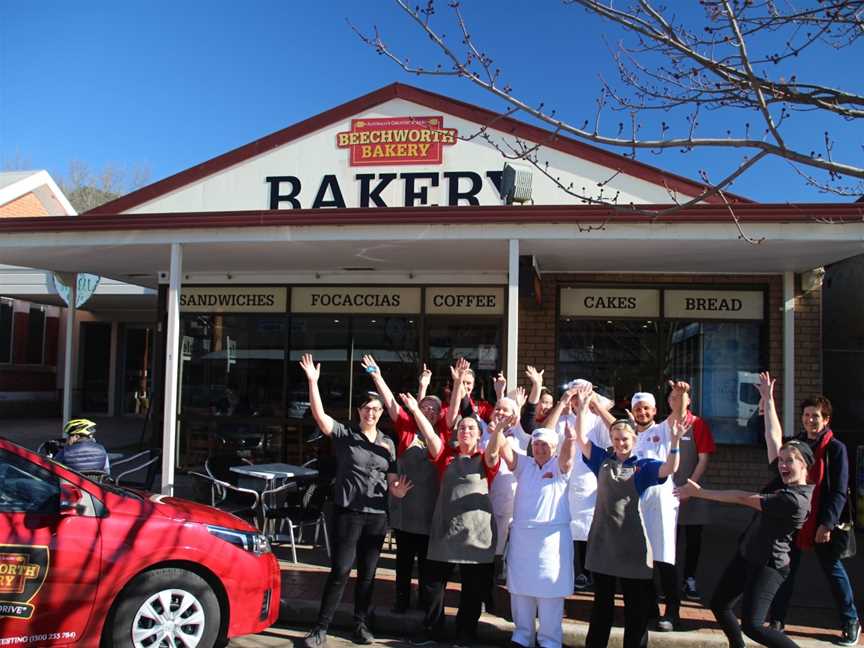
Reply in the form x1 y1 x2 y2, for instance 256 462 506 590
120 325 153 416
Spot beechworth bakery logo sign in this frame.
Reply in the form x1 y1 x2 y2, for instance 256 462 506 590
337 116 457 166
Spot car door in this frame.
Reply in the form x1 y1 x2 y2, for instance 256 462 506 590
0 448 102 646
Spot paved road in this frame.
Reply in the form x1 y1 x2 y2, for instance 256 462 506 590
227 624 501 647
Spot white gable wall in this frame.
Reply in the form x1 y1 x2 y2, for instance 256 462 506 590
125 98 700 214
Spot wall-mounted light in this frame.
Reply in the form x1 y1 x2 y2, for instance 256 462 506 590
501 162 533 205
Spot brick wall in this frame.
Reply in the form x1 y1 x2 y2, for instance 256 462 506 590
0 192 49 217
516 272 821 492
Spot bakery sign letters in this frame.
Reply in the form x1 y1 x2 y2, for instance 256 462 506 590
337 116 457 166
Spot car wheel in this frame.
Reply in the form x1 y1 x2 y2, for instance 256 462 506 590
107 568 220 648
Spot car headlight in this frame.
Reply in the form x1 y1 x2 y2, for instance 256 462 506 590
207 525 271 555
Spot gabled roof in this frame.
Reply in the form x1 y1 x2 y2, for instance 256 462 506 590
87 82 748 215
0 170 77 216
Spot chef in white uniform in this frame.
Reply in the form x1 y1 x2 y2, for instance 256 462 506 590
548 380 615 590
631 391 680 630
501 426 577 648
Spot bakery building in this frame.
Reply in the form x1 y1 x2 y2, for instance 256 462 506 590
0 83 860 493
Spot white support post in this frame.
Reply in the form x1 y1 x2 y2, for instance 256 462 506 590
506 239 520 389
62 277 77 427
783 272 795 438
161 244 183 495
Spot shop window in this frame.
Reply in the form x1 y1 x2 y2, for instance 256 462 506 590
558 310 765 445
0 299 11 363
426 318 503 405
180 315 286 419
25 306 46 364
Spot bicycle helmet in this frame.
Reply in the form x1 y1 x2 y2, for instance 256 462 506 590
63 418 97 438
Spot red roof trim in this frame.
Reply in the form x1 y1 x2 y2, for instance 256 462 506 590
8 203 861 234
86 83 748 215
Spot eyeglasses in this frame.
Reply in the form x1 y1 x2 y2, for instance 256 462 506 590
360 405 383 413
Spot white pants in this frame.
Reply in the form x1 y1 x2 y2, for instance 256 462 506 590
510 593 564 648
494 513 512 556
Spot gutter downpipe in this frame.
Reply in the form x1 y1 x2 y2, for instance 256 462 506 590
161 243 182 495
783 272 795 438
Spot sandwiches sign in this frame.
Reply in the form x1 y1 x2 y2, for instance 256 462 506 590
337 116 457 166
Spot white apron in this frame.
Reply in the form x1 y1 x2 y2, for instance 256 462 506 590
481 424 530 554
556 414 611 542
506 455 573 598
635 420 678 565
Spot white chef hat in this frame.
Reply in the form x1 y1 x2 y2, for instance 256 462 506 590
531 427 558 448
631 392 656 409
565 378 593 390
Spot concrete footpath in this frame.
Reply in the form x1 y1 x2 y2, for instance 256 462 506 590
5 417 863 646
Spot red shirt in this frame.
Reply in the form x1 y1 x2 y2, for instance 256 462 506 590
687 412 716 454
430 442 500 484
440 397 495 426
394 408 451 458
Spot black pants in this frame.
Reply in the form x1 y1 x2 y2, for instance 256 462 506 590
653 560 681 619
710 553 798 648
316 507 387 629
421 559 494 637
682 525 703 580
394 530 430 608
586 572 650 648
574 540 590 578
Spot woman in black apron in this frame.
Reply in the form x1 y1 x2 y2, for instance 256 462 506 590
571 384 683 648
410 371 511 646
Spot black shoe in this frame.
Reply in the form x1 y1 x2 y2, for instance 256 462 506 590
352 623 374 645
453 630 476 648
839 619 861 646
767 620 785 633
411 628 436 645
303 626 328 648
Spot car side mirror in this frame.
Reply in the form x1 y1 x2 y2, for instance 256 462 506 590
59 484 83 515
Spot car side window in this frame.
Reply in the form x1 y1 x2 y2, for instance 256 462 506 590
0 450 60 514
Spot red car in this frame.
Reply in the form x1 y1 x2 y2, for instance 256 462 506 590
0 438 280 647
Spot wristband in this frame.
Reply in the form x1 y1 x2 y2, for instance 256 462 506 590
669 448 680 454
365 365 378 374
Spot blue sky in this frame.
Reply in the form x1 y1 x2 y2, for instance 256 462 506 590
1 1 860 203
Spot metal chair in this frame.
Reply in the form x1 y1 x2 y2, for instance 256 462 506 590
188 471 261 527
261 480 329 563
112 450 161 489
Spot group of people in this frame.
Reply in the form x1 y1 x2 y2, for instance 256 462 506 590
298 355 860 648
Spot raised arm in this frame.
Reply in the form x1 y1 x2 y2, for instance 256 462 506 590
445 357 470 429
493 371 507 403
485 412 516 469
417 363 432 401
558 421 578 474
300 354 335 436
525 365 544 405
658 418 684 479
572 384 594 460
399 392 443 460
677 479 763 511
361 354 400 422
545 387 576 434
589 393 617 429
757 371 783 463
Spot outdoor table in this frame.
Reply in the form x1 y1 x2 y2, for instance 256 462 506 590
229 463 319 539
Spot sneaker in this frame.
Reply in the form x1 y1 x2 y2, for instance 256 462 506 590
839 619 861 646
683 576 700 600
767 620 785 633
574 573 591 591
352 623 374 645
303 626 328 648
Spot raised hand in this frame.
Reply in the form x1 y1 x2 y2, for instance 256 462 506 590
514 386 528 410
525 365 544 385
756 371 775 402
669 417 686 444
573 383 594 414
299 353 320 381
668 379 691 395
399 392 420 412
493 371 507 396
419 363 432 388
389 475 414 499
360 354 379 373
450 356 470 382
490 411 518 434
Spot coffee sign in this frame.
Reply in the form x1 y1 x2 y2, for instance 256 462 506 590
291 287 421 314
560 288 660 318
665 290 763 320
426 287 505 315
